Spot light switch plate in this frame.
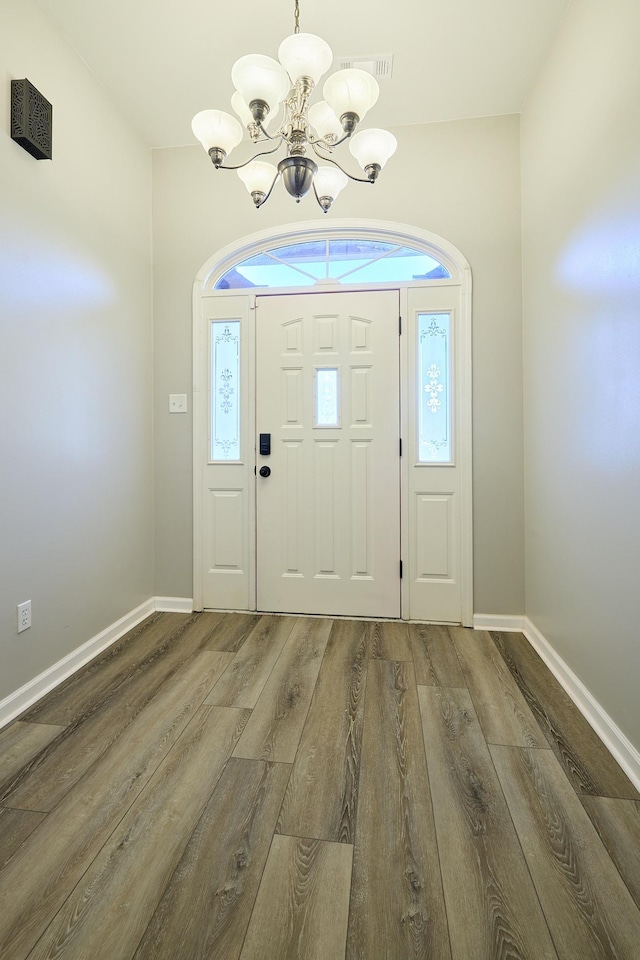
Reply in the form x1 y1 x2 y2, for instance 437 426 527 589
169 394 187 413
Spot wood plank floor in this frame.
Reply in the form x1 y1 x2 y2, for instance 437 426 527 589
1 614 639 959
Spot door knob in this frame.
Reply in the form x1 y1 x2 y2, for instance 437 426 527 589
259 465 271 478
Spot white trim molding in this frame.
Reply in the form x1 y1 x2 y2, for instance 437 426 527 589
154 596 194 613
523 617 640 793
0 599 155 730
473 614 526 632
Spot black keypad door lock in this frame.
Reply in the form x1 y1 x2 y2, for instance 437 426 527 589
259 466 271 478
259 433 271 455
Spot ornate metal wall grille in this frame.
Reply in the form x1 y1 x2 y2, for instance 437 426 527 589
11 79 53 160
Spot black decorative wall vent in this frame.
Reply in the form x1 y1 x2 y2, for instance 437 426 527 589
11 79 53 160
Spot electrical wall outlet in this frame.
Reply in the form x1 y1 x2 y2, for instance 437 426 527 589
17 600 31 633
169 394 188 413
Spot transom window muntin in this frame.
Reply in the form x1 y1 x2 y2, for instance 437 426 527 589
215 238 451 290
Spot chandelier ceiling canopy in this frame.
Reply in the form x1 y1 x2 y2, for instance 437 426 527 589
191 0 397 213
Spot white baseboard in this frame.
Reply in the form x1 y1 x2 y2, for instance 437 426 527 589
154 597 194 613
473 614 526 632
523 617 640 792
0 599 155 730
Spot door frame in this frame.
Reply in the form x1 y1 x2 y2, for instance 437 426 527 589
193 219 473 624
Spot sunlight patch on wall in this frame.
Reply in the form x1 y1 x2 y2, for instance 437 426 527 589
0 233 115 312
556 212 640 295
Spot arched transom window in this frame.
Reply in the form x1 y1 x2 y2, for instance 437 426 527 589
215 237 451 289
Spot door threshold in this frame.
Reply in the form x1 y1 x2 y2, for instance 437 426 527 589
202 607 462 625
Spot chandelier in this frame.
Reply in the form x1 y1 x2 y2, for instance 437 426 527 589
191 0 397 213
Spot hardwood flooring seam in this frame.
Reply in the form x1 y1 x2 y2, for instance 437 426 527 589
490 743 640 958
277 624 333 777
12 612 195 735
134 757 288 960
205 615 297 709
491 631 640 801
451 628 547 749
0 652 231 960
19 611 169 723
0 807 47 870
234 830 278 960
276 619 370 845
1 621 233 812
0 802 50 814
409 624 468 687
483 739 565 960
348 660 451 958
240 834 353 960
580 795 640 911
269 829 354 845
412 681 454 959
232 618 332 763
417 684 557 959
27 704 253 960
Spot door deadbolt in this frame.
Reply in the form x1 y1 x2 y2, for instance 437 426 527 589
259 465 271 478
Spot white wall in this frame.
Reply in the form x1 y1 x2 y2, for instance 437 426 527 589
522 0 640 747
0 0 154 701
152 114 524 615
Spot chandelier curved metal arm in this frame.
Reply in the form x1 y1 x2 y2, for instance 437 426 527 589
310 143 376 184
252 169 281 208
191 0 397 211
214 139 283 171
307 128 353 151
253 124 281 142
311 179 327 213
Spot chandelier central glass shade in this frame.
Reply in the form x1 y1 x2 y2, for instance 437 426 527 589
191 1 397 213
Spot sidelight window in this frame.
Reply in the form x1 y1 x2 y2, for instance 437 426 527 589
211 320 240 461
418 313 452 463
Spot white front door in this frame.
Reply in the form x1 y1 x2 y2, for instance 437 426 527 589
255 290 401 618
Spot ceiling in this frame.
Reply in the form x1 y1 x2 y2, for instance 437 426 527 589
35 0 569 148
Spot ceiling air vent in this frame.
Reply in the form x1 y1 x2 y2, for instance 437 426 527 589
334 54 394 80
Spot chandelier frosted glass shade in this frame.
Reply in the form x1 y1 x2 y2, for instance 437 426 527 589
237 160 278 197
231 92 254 128
278 33 333 85
323 69 379 123
349 128 398 169
314 165 348 201
191 109 243 157
231 55 291 114
308 101 343 141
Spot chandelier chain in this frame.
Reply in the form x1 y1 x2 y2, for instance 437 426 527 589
294 0 300 34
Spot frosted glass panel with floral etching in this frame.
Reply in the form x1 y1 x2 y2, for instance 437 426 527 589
418 313 451 463
211 320 240 461
315 368 339 427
